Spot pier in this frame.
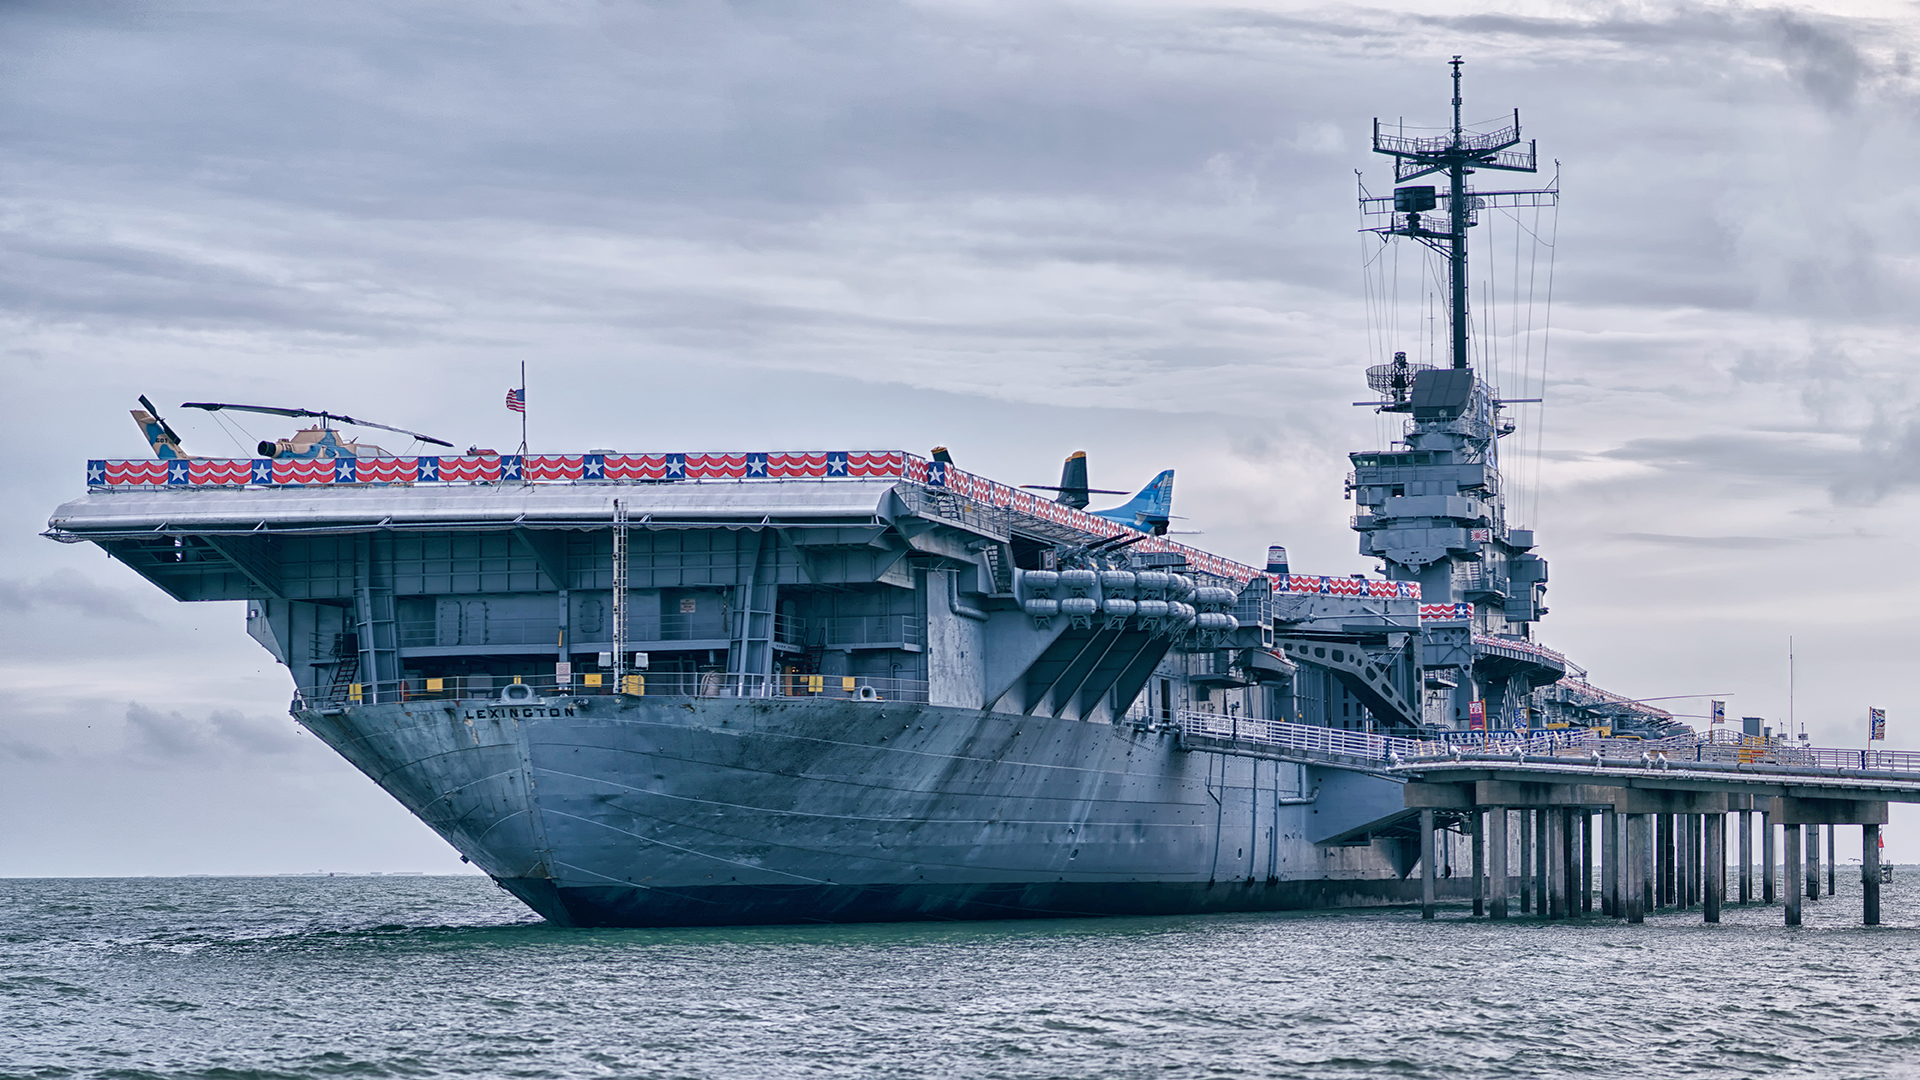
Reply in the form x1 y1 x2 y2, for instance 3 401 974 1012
1175 713 1907 926
1400 756 1898 926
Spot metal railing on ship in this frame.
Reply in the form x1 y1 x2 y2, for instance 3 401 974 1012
1172 710 1920 776
811 615 924 649
297 672 931 708
1175 710 1427 761
401 614 924 652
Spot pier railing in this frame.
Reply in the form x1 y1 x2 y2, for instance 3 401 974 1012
295 672 931 708
1174 711 1920 776
1175 711 1426 761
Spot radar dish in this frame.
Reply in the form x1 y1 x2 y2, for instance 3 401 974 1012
1367 358 1434 399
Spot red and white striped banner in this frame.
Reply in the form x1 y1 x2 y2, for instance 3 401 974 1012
83 449 1427 603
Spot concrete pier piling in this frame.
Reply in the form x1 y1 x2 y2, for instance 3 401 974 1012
1694 815 1706 907
1700 815 1710 902
1671 812 1684 907
1545 810 1563 919
1536 809 1550 918
1864 824 1882 927
1627 813 1647 923
1566 809 1579 915
1704 815 1713 904
1597 807 1612 907
1691 814 1704 908
1668 816 1679 909
1471 811 1485 918
1624 810 1635 916
1658 814 1674 908
1581 811 1594 914
1420 808 1437 920
1807 822 1821 901
1785 823 1803 926
1655 814 1667 908
1704 813 1723 923
1489 807 1509 920
1762 810 1775 903
1826 823 1836 898
1566 809 1580 915
1641 812 1656 916
1606 810 1619 917
1738 809 1752 904
1615 809 1630 917
1559 807 1574 907
1519 810 1532 914
1555 809 1568 918
1679 814 1693 910
1680 814 1689 904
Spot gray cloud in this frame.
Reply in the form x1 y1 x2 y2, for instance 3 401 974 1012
1599 432 1849 483
1419 4 1880 116
1771 10 1869 113
1588 387 1920 508
1834 410 1920 506
0 570 156 624
124 702 303 760
123 702 203 758
0 0 1904 449
1610 532 1799 550
0 738 55 763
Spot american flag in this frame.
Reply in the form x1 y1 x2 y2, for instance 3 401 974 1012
505 387 526 413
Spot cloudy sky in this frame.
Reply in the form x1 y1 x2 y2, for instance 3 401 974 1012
6 0 1920 874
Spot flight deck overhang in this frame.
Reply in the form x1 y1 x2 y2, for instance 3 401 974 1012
46 480 905 539
56 450 1275 584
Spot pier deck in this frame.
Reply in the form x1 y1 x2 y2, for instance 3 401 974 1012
1174 713 1906 927
1399 754 1904 927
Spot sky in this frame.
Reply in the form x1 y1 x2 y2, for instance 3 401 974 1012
5 0 1920 874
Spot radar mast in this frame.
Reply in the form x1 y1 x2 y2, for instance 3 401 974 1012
1349 59 1565 734
1365 56 1550 373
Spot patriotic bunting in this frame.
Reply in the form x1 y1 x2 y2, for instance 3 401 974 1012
83 449 1437 602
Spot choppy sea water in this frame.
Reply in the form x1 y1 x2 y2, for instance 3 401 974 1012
3 873 1917 1080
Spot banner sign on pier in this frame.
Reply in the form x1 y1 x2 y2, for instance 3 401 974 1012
1870 707 1887 741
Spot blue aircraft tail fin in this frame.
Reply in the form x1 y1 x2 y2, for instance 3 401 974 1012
1089 469 1174 534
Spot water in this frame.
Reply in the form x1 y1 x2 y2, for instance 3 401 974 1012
3 874 1917 1079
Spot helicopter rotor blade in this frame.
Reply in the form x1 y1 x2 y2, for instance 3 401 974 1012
182 402 317 419
138 395 183 445
182 403 453 448
326 415 454 448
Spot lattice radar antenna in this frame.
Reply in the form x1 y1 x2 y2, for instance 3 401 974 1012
1359 56 1558 376
1355 57 1560 518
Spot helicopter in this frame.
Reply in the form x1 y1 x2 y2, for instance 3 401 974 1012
130 397 453 460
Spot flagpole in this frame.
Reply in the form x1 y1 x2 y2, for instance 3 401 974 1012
519 360 528 457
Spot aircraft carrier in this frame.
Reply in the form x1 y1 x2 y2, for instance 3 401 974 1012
44 64 1678 926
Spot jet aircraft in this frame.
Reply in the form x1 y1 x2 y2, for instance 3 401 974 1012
1019 450 1176 536
1089 469 1175 535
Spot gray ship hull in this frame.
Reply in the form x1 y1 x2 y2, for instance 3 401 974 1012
295 694 1460 927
